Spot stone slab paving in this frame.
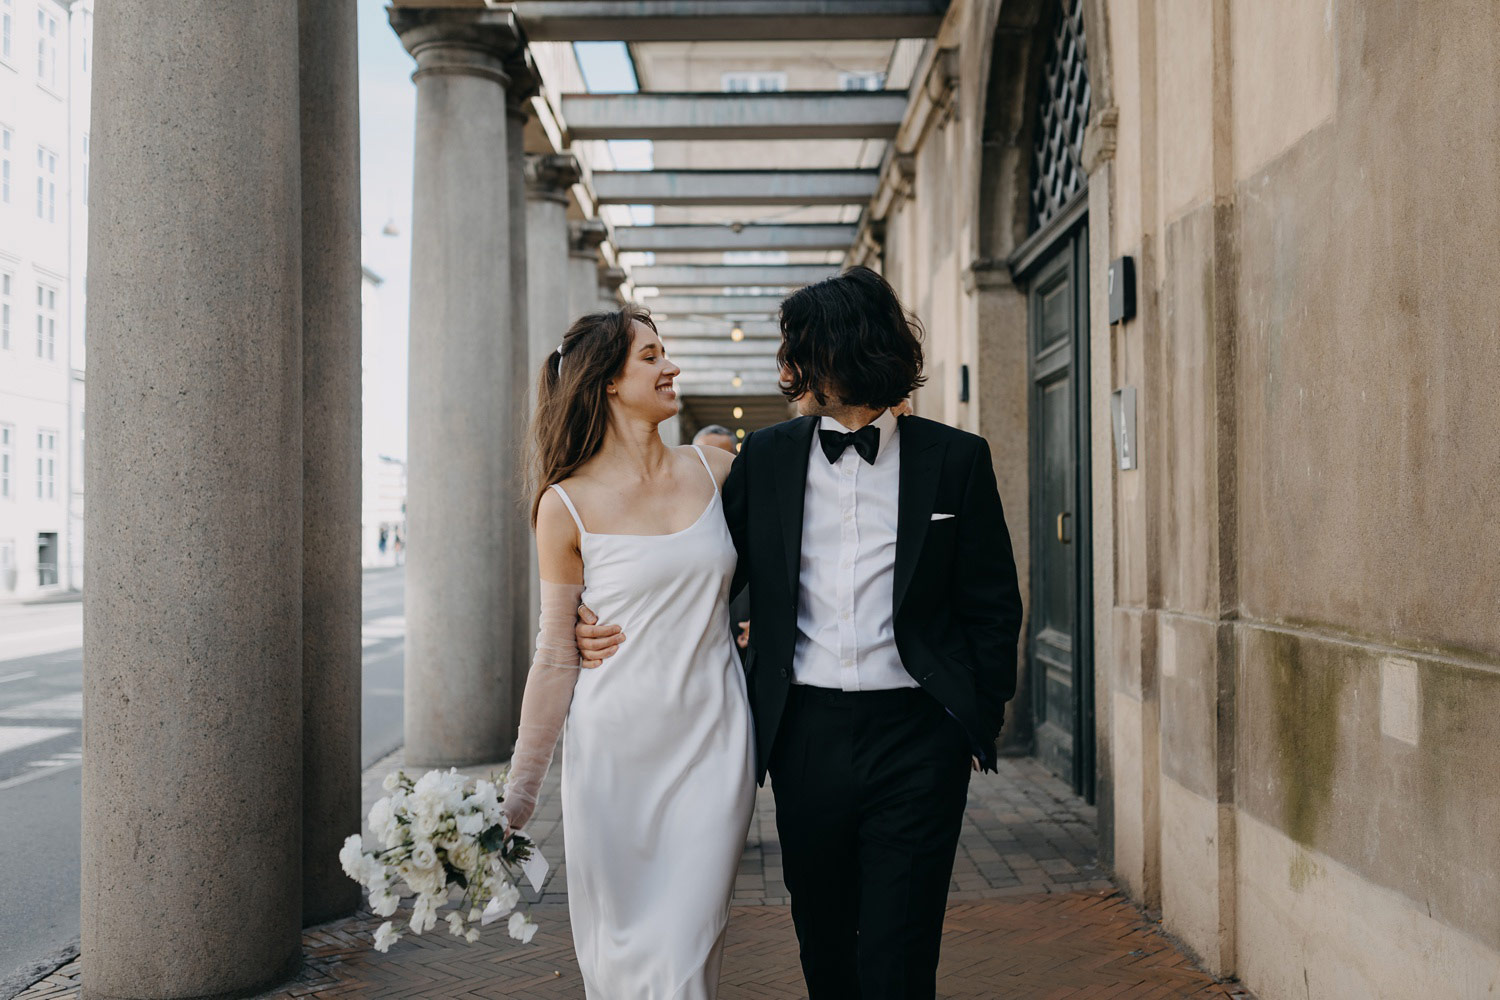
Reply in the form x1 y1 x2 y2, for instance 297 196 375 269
18 752 1253 999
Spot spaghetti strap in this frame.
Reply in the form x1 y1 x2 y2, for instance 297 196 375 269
548 483 587 534
689 445 719 494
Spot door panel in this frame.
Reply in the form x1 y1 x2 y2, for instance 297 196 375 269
1026 224 1091 795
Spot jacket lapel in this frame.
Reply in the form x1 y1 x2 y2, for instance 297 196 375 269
893 415 944 612
772 416 818 600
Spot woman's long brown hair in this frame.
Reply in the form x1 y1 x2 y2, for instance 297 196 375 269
528 306 656 526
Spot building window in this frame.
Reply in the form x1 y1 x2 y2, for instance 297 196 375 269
81 133 88 204
1 271 11 350
37 7 58 87
0 424 12 499
1 126 10 204
722 72 787 93
81 10 89 72
1 0 11 62
37 146 56 221
36 429 57 501
36 283 56 360
37 532 57 586
839 71 887 91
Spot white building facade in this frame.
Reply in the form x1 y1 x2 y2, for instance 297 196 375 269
0 0 92 598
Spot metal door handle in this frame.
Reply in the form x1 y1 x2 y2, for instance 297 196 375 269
1057 511 1071 545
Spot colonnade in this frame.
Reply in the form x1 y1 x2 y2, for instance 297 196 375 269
81 5 612 995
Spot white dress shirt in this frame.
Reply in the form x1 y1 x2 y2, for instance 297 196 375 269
793 407 917 691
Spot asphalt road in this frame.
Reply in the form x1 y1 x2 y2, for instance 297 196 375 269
0 566 408 990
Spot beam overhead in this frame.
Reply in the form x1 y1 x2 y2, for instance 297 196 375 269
592 169 878 206
613 223 858 253
641 294 785 316
513 1 945 42
563 92 906 141
634 264 837 289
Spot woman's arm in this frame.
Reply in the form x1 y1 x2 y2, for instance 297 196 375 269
501 491 585 830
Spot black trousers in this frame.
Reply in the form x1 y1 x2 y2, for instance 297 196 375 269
767 684 972 1000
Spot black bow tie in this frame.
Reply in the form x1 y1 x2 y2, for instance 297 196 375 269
819 425 880 465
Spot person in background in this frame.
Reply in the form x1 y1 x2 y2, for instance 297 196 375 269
692 424 738 454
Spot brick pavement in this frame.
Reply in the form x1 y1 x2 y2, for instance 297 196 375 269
17 752 1253 999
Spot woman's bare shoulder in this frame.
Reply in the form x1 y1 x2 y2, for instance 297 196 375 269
679 443 735 485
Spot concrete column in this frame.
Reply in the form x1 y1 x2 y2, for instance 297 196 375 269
83 3 304 996
504 68 537 744
569 218 609 323
299 0 363 926
393 8 524 766
521 153 582 729
598 265 628 311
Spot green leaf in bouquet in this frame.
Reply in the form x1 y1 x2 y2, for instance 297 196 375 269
478 824 507 853
443 861 469 890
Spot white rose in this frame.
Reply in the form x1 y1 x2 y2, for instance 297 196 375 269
450 842 480 874
508 911 538 944
382 771 401 793
410 841 438 871
373 920 401 953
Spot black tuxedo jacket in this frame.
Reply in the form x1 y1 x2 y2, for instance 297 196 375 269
723 414 1023 784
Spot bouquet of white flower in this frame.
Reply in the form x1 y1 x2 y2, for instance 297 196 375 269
339 767 542 953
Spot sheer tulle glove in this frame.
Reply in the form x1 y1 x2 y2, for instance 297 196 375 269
502 580 585 831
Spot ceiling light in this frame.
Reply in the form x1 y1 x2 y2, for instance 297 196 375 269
731 374 743 388
731 325 744 342
735 428 746 439
732 406 744 419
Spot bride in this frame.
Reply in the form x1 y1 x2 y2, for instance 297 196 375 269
500 306 756 999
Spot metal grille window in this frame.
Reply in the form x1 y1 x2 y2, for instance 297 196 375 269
1 126 10 203
1029 0 1090 231
1 0 11 62
839 71 887 91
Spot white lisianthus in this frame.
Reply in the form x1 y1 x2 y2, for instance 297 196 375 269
508 911 538 944
371 888 400 917
446 911 466 938
492 880 521 914
465 928 481 944
373 920 401 953
455 811 484 837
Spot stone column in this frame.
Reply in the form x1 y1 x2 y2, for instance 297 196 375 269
568 218 609 323
393 8 524 766
598 265 628 311
520 153 581 728
299 0 363 926
504 63 537 744
83 3 305 996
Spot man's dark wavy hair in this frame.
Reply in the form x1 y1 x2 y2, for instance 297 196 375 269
776 266 926 409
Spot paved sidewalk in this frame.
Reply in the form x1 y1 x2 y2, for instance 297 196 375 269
19 753 1251 999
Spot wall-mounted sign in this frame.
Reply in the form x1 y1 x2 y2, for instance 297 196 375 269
1111 386 1137 470
1108 256 1136 325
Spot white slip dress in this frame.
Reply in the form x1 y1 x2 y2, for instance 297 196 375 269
549 446 756 1000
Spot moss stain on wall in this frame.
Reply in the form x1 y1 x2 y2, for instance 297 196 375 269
1269 631 1346 850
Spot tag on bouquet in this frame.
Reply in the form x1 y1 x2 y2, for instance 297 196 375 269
521 850 550 892
480 895 506 926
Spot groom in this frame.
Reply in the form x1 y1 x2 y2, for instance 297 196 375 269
579 266 1022 999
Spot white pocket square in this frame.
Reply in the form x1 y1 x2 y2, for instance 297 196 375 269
930 512 955 521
